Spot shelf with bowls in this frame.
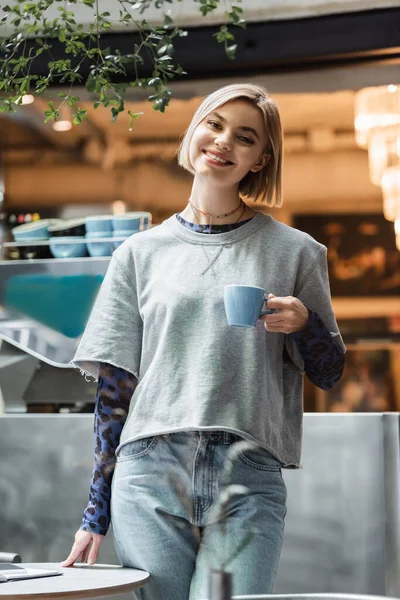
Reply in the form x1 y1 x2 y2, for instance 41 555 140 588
1 236 134 261
6 211 152 260
0 211 152 366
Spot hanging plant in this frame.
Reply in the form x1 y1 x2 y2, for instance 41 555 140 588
0 0 246 128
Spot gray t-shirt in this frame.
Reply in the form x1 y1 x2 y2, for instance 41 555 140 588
73 212 345 467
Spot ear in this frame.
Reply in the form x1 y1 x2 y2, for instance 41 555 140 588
250 153 270 173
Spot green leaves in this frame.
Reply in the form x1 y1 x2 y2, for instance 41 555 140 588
128 110 144 131
214 25 237 59
217 2 245 59
194 0 218 18
228 4 246 28
0 0 246 124
58 92 81 107
72 107 87 124
43 100 59 123
147 78 172 113
111 101 124 122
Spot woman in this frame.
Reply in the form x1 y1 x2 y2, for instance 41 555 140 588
62 83 345 599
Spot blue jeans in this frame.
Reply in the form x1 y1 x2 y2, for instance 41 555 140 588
111 431 287 600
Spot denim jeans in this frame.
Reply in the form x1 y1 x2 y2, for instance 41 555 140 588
111 431 287 600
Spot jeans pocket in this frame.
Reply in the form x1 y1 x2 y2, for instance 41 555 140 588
237 445 282 472
116 436 158 462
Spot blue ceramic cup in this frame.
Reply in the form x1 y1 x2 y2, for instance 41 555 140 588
224 285 275 328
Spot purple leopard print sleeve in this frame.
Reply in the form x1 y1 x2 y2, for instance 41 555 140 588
80 362 137 536
289 310 345 390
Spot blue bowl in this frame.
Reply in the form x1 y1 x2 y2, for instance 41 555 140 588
85 233 113 256
85 215 113 234
85 231 111 239
113 239 124 250
86 241 113 257
49 218 86 237
12 219 64 241
49 236 88 259
112 213 142 232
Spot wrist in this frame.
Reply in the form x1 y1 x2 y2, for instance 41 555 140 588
297 307 312 333
289 307 312 337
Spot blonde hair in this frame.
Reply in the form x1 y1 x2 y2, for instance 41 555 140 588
178 83 283 207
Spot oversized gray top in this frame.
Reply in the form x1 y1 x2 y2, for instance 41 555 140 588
73 212 345 467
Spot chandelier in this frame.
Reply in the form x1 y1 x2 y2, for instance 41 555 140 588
396 219 400 251
354 85 400 244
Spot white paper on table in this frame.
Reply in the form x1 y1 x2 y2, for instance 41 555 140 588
0 567 62 583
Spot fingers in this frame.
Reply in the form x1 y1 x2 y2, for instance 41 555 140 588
266 295 294 311
263 310 308 334
87 537 102 565
81 546 90 564
264 321 286 332
262 295 298 333
263 307 300 330
60 532 92 567
258 293 278 323
60 547 82 567
261 295 309 333
263 317 287 332
264 294 290 316
264 315 286 326
61 531 104 568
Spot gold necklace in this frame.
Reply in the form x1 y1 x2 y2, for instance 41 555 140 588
189 199 243 219
188 199 243 234
190 202 246 233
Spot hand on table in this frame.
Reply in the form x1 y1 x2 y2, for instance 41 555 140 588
61 529 104 567
260 293 309 334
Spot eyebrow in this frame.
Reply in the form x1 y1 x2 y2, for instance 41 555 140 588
210 111 260 140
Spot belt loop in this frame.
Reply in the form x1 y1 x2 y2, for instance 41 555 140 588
223 431 230 444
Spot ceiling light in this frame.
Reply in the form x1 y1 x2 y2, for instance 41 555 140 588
381 167 400 222
52 120 72 132
21 94 35 105
395 219 400 251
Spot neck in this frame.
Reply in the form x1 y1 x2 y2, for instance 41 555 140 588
180 176 253 225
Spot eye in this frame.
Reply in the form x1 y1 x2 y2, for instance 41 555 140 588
207 120 222 130
238 135 254 144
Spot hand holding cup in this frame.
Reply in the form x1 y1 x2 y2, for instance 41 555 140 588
224 286 309 333
260 293 309 334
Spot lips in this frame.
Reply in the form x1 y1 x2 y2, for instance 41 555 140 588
203 150 234 165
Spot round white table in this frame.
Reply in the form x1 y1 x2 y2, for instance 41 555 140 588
0 563 149 600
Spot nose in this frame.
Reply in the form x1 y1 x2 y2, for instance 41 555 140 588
214 131 232 152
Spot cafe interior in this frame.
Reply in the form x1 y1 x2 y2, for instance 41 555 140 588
0 2 400 598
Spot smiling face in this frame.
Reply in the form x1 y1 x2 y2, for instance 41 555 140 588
188 99 269 188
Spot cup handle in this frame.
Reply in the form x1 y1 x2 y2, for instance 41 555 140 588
260 294 276 316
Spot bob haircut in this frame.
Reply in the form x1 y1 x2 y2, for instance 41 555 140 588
178 83 283 207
